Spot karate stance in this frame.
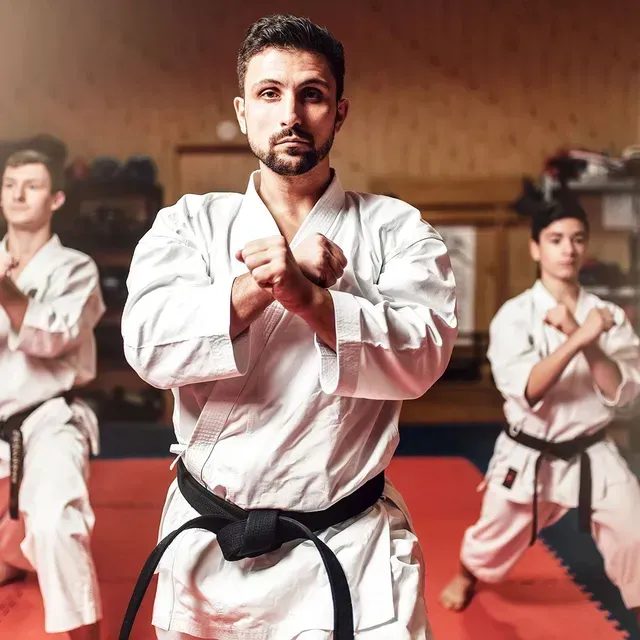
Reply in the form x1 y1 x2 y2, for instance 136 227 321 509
441 192 640 629
0 139 105 640
121 13 457 640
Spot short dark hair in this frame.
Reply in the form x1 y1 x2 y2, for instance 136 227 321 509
531 191 589 242
237 14 346 100
4 149 65 192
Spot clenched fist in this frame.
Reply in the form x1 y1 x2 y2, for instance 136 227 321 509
0 251 18 279
544 304 579 336
577 307 615 345
292 233 347 288
235 236 314 314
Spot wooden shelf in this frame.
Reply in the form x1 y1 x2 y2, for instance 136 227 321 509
85 367 174 425
92 250 133 269
400 379 504 425
87 368 147 390
544 175 640 195
583 285 640 301
420 209 529 228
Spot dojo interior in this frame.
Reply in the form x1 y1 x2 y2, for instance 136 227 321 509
1 1 640 638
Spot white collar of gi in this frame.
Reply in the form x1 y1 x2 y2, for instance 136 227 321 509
240 169 345 249
1 232 61 255
1 233 62 286
532 278 587 313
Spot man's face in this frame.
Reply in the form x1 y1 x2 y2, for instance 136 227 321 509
1 163 64 231
234 47 349 177
530 217 588 282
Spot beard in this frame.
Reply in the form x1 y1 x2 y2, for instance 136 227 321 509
248 126 335 176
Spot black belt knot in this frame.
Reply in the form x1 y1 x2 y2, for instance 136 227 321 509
504 426 606 545
119 459 385 640
222 508 280 559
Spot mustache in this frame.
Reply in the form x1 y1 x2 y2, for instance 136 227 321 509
270 127 314 145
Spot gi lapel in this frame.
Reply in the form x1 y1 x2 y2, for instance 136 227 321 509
252 168 346 342
184 171 346 479
5 234 61 299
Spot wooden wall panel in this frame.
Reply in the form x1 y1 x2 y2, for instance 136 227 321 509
507 227 537 301
474 227 500 329
175 148 258 195
0 0 638 203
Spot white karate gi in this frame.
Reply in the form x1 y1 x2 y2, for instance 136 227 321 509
461 280 640 610
0 234 105 633
122 170 458 640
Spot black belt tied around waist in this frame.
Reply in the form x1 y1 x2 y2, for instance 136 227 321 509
0 392 75 520
503 426 607 545
119 459 385 640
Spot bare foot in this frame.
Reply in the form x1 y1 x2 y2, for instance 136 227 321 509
440 571 477 612
0 562 26 586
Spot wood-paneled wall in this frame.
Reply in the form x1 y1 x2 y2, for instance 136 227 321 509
2 1 636 425
0 0 638 203
1 1 637 334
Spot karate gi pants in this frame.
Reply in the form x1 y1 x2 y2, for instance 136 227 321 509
460 478 640 610
0 419 102 633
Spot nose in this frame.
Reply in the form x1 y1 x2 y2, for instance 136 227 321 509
11 187 25 203
279 92 302 129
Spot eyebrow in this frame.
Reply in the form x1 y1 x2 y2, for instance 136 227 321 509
2 177 45 185
251 78 331 92
547 231 586 238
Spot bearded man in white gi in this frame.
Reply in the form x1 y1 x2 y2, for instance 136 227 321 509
0 137 105 640
441 189 640 629
121 14 458 640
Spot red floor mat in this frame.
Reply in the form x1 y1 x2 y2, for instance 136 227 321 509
0 457 628 639
387 456 627 640
0 459 172 640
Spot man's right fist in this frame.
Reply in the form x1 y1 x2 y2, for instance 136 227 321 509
236 236 315 315
292 233 347 288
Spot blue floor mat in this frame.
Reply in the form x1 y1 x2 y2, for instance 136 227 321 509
97 421 640 639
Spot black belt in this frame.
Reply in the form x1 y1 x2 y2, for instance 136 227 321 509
0 392 75 520
503 426 606 545
120 460 385 640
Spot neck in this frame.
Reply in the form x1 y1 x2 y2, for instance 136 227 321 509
540 273 580 305
6 226 53 264
256 161 333 226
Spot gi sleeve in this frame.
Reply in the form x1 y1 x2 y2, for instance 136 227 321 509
486 299 545 412
8 255 105 358
593 306 640 408
121 195 251 390
315 216 458 400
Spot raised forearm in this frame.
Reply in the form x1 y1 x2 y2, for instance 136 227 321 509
230 273 275 340
0 277 29 333
297 285 336 352
582 343 623 401
525 332 585 406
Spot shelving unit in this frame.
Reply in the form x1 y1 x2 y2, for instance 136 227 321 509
55 179 173 426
